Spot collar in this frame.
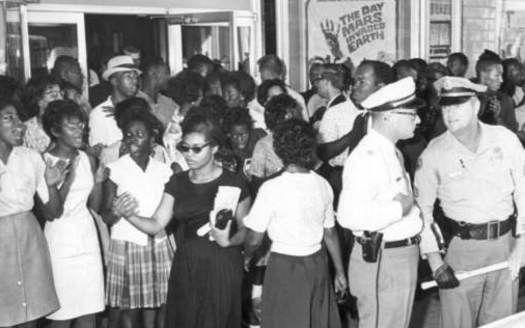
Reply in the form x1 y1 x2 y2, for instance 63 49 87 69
327 93 344 107
445 122 491 155
367 128 397 153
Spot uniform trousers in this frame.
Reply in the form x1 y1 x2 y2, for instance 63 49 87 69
440 232 518 328
348 243 418 328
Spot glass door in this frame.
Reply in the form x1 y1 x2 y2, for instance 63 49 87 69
166 10 257 76
24 11 87 83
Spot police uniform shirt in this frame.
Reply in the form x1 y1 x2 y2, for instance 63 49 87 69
337 128 423 241
415 123 525 254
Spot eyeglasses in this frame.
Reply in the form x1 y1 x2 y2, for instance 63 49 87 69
391 111 419 118
43 88 63 98
176 142 211 154
311 76 325 84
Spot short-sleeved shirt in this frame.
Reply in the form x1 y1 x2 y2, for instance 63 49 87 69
247 134 283 179
164 170 250 241
318 98 361 167
337 129 423 241
244 171 335 256
89 97 122 147
107 154 172 246
0 147 49 216
415 123 525 254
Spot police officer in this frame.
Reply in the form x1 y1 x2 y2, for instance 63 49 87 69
337 77 423 328
415 76 525 328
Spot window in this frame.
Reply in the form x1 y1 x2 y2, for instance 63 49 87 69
429 0 451 62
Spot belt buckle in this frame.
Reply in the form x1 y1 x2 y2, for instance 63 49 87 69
405 235 420 247
458 221 471 239
487 220 500 240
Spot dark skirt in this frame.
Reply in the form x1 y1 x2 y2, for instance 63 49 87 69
164 237 243 328
262 250 341 328
0 211 59 326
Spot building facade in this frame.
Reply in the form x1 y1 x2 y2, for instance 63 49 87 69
1 0 525 91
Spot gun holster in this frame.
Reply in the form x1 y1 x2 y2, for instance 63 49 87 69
357 231 383 263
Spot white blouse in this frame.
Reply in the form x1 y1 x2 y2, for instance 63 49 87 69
0 147 49 217
244 171 335 256
106 154 172 246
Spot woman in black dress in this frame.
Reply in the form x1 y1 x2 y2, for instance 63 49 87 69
113 112 252 328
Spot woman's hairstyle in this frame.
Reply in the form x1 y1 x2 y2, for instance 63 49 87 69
114 97 164 145
221 107 253 134
222 70 256 104
501 58 523 97
181 111 226 148
256 78 287 105
273 118 317 170
205 70 226 95
200 94 228 123
0 97 20 115
21 74 62 121
0 75 23 100
264 94 301 131
166 70 208 105
42 100 87 141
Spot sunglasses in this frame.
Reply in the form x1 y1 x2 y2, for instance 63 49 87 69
176 142 211 154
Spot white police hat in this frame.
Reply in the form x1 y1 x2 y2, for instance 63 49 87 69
361 77 424 112
433 76 487 106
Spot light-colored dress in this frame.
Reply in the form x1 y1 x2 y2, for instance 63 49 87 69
0 146 59 326
43 151 104 320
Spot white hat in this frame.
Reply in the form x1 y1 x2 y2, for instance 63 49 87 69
361 77 424 112
433 76 487 105
102 55 142 81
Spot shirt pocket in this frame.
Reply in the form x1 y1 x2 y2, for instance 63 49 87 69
484 158 514 194
440 169 470 202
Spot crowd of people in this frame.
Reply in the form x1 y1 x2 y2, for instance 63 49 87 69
1 44 525 328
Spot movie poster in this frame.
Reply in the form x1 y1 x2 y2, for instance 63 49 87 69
306 0 397 65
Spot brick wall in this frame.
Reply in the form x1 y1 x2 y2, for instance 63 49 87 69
461 0 498 76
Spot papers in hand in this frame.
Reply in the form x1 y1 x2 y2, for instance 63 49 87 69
197 186 241 239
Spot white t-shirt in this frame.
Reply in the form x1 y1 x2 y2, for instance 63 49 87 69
244 171 335 256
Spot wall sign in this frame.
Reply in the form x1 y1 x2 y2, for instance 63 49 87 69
306 0 397 65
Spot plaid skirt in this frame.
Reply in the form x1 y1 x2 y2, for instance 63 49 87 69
106 237 174 309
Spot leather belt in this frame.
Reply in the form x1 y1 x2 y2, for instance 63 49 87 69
355 235 420 249
444 215 515 240
384 235 420 249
